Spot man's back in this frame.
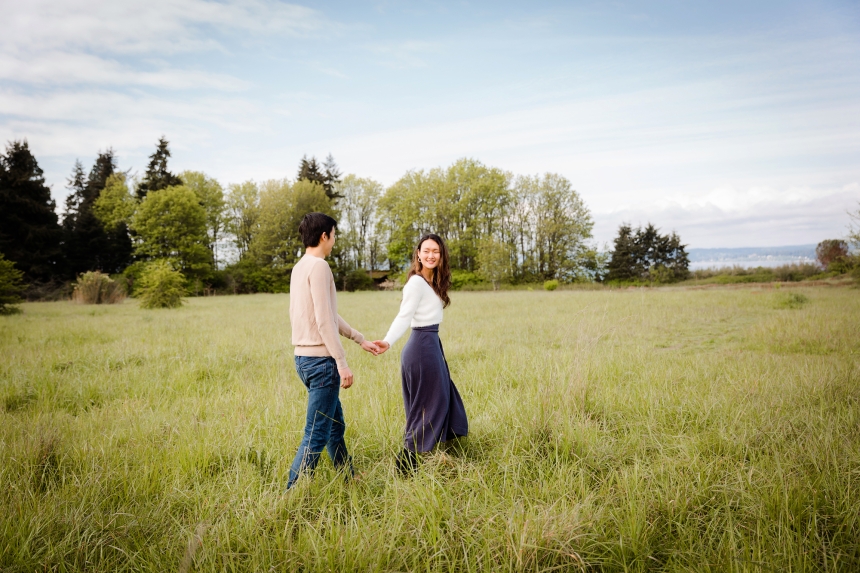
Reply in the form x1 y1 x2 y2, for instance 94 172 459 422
290 253 338 349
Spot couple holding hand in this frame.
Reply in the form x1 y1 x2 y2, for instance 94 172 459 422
286 212 468 489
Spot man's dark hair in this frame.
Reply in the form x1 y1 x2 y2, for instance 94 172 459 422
299 212 338 248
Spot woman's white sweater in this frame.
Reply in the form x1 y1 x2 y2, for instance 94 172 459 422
383 275 444 346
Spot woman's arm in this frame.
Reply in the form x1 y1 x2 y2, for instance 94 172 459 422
381 277 423 347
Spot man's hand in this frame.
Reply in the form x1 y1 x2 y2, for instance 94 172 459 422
338 366 354 389
361 340 381 355
373 340 390 354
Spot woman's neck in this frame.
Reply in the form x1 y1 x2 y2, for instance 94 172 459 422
421 267 434 282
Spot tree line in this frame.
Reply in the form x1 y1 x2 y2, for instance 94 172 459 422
0 137 695 299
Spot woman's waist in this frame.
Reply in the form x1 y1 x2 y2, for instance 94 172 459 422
411 323 440 333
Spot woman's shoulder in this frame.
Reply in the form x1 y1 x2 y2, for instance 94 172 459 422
404 274 431 286
403 274 431 294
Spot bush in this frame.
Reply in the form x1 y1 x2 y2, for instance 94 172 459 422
72 271 126 304
341 269 376 291
451 270 482 290
137 260 186 309
543 279 559 291
0 254 26 315
121 261 148 296
223 260 289 294
774 292 809 309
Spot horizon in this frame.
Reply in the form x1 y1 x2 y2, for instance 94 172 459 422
3 0 859 249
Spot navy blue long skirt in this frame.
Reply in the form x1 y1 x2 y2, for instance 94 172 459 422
401 325 468 452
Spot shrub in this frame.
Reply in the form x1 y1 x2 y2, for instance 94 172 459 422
451 270 482 290
775 292 809 309
341 269 376 291
543 279 559 291
0 254 26 315
72 271 126 304
137 260 186 309
120 261 148 296
223 259 289 294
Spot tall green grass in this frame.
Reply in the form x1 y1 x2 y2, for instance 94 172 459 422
1 286 858 571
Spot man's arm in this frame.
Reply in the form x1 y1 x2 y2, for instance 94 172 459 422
339 315 381 356
308 262 350 372
337 315 365 343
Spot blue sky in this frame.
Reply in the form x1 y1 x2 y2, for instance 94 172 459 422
2 0 859 247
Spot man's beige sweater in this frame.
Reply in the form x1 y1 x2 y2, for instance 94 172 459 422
290 253 365 370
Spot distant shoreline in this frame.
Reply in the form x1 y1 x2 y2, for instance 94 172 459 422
687 244 817 269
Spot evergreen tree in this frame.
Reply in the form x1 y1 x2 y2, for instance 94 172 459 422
137 136 182 199
63 160 87 227
297 154 343 201
0 253 27 314
0 140 62 282
62 150 132 275
606 223 689 283
323 153 343 200
297 155 324 185
606 224 646 281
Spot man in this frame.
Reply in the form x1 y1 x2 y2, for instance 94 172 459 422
286 212 379 489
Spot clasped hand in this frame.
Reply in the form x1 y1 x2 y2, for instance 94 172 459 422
360 340 390 356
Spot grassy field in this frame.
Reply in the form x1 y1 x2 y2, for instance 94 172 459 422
1 285 859 572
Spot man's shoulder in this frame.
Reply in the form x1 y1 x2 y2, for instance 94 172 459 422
304 256 333 281
295 255 327 271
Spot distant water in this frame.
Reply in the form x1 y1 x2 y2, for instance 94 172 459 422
687 245 817 270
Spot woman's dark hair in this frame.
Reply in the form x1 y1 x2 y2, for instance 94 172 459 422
408 233 451 308
298 212 338 247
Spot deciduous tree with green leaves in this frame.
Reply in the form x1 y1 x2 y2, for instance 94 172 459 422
248 179 332 290
225 181 260 259
816 239 849 269
477 237 513 290
180 171 226 267
93 173 136 232
337 174 382 271
130 186 210 279
380 159 511 272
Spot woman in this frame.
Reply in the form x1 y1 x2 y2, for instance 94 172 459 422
374 234 468 470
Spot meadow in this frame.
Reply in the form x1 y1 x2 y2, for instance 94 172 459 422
1 285 859 572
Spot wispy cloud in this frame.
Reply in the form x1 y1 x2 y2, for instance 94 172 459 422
0 51 250 90
1 0 324 55
367 40 439 69
2 1 859 248
593 184 860 248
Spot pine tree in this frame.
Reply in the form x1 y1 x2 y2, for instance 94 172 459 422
606 223 689 283
297 155 324 185
137 136 182 199
0 140 62 282
606 224 639 281
62 150 133 275
297 154 343 201
323 153 343 200
63 160 87 229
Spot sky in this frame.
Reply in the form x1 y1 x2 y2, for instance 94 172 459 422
2 0 859 248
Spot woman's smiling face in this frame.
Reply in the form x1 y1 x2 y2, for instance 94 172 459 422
418 239 441 269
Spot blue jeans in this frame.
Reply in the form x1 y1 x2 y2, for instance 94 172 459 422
287 356 353 489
